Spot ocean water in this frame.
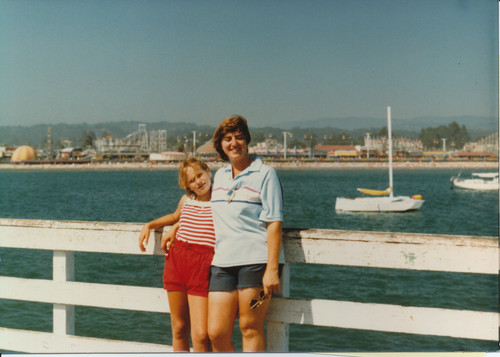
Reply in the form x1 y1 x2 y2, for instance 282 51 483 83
0 167 498 352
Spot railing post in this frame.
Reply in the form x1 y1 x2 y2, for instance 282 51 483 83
53 250 75 335
153 228 164 254
266 262 290 352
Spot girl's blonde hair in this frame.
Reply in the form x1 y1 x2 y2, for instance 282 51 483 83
178 157 210 196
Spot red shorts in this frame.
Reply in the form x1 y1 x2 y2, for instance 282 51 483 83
163 239 214 297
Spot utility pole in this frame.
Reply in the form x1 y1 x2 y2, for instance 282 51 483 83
46 127 53 160
192 131 197 156
365 132 371 159
282 131 292 159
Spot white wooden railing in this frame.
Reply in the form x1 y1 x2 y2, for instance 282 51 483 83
0 218 498 353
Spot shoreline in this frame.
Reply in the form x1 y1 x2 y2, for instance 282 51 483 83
0 160 498 170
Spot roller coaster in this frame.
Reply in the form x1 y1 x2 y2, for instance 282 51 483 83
95 124 167 154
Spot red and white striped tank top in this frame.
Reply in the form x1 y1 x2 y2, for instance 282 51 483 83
176 197 216 249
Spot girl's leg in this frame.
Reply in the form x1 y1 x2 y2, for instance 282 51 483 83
167 290 190 352
187 294 210 352
238 287 270 352
207 290 239 352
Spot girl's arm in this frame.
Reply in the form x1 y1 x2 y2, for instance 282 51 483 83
139 195 186 252
262 220 282 296
161 221 180 254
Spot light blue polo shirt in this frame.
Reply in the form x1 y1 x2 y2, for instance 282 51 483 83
210 158 284 267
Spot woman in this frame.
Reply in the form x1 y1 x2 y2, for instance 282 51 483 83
208 114 284 352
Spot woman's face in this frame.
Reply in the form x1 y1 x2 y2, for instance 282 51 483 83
221 130 248 162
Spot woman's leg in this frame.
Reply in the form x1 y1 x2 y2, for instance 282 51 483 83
167 290 191 352
238 287 270 352
207 290 239 352
187 294 210 352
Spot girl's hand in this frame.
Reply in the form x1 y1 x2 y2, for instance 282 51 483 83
138 196 186 252
161 222 180 255
139 224 151 252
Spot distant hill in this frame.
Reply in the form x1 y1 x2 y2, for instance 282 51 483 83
0 121 215 147
0 115 497 147
279 115 498 132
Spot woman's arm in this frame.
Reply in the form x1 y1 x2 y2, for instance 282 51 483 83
139 195 186 252
262 220 282 296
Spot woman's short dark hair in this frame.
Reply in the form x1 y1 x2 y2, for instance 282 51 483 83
212 114 251 161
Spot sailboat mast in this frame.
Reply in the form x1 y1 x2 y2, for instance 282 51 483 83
387 106 393 197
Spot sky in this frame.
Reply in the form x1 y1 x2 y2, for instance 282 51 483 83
0 0 498 128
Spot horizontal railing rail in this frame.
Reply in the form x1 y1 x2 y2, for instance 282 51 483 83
0 218 498 352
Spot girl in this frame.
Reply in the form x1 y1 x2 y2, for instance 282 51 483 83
139 158 214 352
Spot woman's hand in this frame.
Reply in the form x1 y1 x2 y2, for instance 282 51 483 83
262 267 280 297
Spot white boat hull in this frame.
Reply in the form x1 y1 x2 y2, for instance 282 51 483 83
453 179 498 191
335 196 424 212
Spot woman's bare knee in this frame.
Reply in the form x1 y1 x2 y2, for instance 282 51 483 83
208 325 229 344
208 327 234 352
240 326 265 352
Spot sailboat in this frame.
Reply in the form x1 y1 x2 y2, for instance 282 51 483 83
335 106 424 212
451 172 499 191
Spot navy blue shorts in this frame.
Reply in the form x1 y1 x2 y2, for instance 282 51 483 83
209 264 266 291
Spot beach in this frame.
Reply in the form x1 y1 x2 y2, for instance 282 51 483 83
0 160 498 170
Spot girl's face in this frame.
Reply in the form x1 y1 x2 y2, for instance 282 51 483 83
221 130 248 162
185 165 212 200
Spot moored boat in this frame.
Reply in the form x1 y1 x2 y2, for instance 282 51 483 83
335 106 424 212
335 194 424 212
452 172 499 191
